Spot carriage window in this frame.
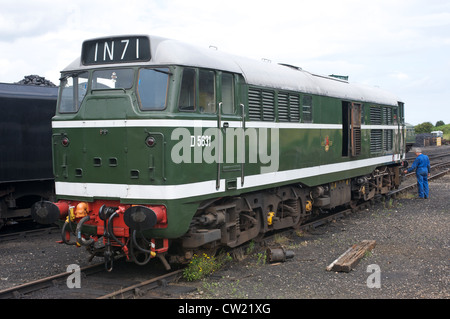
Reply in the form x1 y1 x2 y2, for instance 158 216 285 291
221 73 234 114
92 68 134 90
179 68 196 111
58 72 88 113
199 70 216 113
137 68 169 110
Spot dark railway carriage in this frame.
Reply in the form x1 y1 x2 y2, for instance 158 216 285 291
0 83 57 228
32 35 406 270
405 123 416 152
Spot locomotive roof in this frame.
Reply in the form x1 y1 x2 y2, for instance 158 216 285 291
64 35 402 106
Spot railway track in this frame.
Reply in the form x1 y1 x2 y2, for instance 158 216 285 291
405 145 450 160
398 161 450 194
0 263 104 299
1 150 449 299
0 225 58 243
97 269 184 299
280 163 449 238
0 210 367 299
399 147 450 193
0 260 184 299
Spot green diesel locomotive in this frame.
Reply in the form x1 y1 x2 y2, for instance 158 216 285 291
32 35 406 270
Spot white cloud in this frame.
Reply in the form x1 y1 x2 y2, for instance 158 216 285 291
0 0 449 124
390 72 410 81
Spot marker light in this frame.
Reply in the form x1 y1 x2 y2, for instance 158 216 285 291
61 136 70 147
145 136 156 147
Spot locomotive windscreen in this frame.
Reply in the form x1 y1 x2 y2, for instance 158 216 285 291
81 36 151 65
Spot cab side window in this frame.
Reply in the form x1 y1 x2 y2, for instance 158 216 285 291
199 70 216 113
179 68 234 114
179 68 196 111
138 68 169 110
59 72 88 113
221 73 234 114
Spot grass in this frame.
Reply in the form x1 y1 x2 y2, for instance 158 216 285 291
396 192 416 199
183 252 232 281
183 230 308 282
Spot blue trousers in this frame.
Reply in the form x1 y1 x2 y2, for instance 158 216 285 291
416 168 429 198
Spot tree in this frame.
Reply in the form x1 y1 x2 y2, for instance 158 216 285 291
414 122 434 134
435 120 445 127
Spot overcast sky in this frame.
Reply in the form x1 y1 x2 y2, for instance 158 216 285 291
1 0 449 125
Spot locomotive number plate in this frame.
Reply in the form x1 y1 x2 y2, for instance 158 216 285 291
81 36 151 65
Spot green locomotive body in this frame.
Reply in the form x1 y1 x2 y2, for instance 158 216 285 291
33 35 406 269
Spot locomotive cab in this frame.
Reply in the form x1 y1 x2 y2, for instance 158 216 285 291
43 36 249 270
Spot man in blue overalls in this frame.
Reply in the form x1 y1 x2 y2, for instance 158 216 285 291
404 148 431 199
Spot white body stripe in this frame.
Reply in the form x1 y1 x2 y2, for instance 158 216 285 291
55 155 401 200
52 119 398 131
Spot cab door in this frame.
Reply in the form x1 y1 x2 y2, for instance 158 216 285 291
216 72 244 191
342 101 362 157
350 102 362 157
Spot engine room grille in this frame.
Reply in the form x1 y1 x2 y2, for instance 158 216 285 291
248 88 261 120
262 91 275 121
384 130 393 151
370 129 383 153
278 93 300 122
383 107 393 125
248 88 275 121
370 107 382 125
352 127 362 156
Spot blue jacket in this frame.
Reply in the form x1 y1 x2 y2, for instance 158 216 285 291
407 154 430 174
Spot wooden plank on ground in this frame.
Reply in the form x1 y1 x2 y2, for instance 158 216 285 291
326 240 376 272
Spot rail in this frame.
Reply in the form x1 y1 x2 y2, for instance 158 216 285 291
97 269 184 299
0 263 104 299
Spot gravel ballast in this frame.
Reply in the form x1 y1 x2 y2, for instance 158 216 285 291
183 174 450 299
1 174 448 299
